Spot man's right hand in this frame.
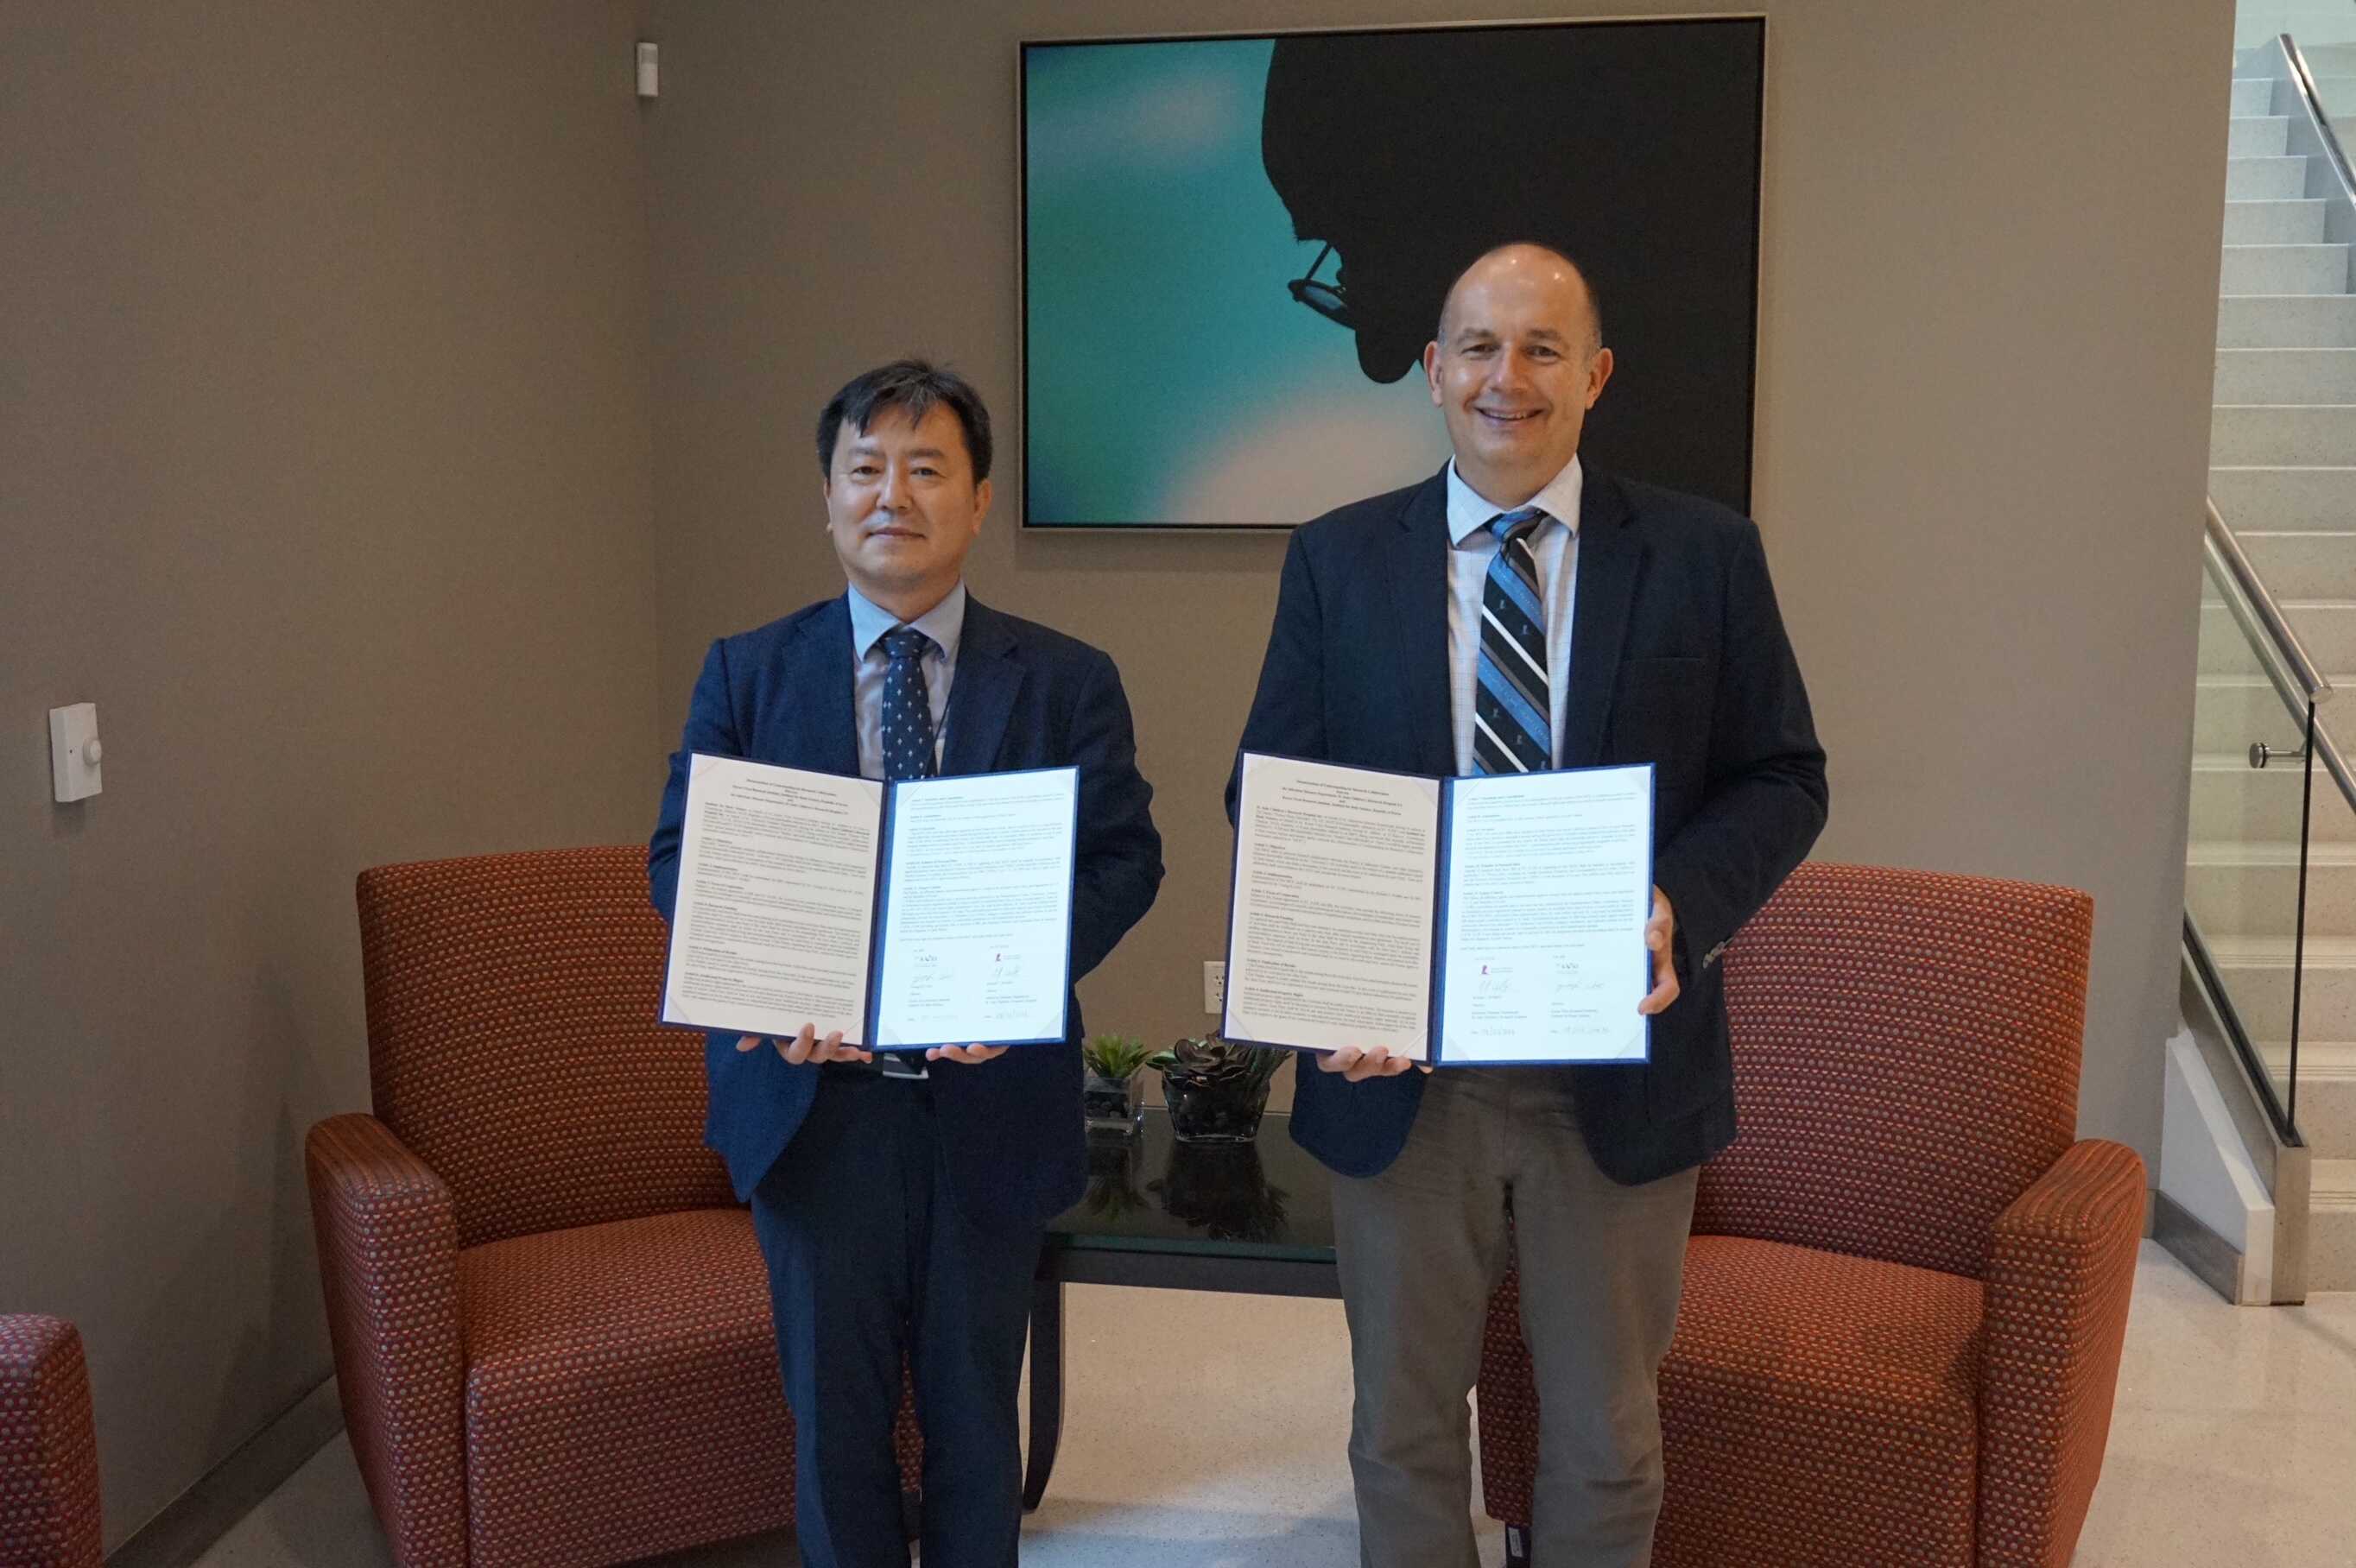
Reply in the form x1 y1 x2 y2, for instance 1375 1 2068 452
1317 1046 1429 1082
737 1025 873 1066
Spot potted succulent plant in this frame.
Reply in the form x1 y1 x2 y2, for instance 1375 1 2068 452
1150 1034 1285 1143
1080 1034 1152 1135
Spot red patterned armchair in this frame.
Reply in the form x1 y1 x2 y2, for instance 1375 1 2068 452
305 847 919 1568
1479 863 2145 1567
0 1316 103 1568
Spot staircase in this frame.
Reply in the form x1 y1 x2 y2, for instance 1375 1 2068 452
2201 39 2356 1291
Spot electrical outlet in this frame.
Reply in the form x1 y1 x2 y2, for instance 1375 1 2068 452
1203 960 1226 1015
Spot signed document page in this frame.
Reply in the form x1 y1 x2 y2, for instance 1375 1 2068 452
1435 764 1653 1065
662 755 884 1045
1224 753 1440 1059
871 767 1077 1049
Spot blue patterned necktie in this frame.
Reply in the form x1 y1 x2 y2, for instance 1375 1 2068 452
1472 507 1552 775
879 627 938 781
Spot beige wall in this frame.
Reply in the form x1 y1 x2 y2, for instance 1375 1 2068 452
0 3 658 1544
0 0 2229 1544
643 0 2229 1135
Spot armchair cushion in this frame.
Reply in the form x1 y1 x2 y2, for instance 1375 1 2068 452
1653 1237 1983 1567
1482 1240 1984 1567
455 1208 794 1567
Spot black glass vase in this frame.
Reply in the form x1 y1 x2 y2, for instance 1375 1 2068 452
1162 1073 1274 1144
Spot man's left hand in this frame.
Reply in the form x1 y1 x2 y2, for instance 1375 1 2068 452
1638 885 1682 1016
926 1044 1010 1065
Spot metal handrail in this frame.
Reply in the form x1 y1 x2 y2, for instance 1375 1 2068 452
2185 908 2304 1147
2204 507 2356 816
2206 501 2332 704
2281 35 2356 215
2202 500 2345 1138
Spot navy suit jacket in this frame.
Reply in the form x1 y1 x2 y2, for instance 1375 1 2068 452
651 593 1163 1228
1227 467 1827 1187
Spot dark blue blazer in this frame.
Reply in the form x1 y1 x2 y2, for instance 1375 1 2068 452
652 594 1163 1228
1227 467 1827 1187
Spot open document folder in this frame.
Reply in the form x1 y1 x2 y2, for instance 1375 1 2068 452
661 755 1078 1051
1223 752 1654 1065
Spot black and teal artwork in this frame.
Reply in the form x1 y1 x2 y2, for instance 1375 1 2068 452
1019 19 1765 528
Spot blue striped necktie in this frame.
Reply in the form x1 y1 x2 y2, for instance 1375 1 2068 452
880 627 938 781
1472 507 1552 775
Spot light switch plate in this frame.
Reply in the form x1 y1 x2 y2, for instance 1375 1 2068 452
49 703 101 802
1204 959 1226 1015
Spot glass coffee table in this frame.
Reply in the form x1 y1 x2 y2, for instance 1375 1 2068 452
1023 1108 1338 1509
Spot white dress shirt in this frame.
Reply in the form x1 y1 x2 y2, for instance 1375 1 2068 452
1445 455 1584 775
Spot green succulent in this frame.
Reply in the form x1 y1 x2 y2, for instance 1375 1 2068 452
1149 1034 1284 1092
1082 1033 1154 1082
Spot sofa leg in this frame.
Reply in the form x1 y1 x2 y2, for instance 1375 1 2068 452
1504 1521 1532 1566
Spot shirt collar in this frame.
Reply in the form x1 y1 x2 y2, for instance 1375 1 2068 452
1444 455 1585 548
846 579 968 662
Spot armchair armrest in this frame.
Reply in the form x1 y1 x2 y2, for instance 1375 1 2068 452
1977 1137 2145 1568
305 1114 468 1568
0 1315 104 1566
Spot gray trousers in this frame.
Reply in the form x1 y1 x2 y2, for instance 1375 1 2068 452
1331 1070 1699 1568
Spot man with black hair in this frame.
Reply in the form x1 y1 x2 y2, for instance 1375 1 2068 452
650 358 1163 1568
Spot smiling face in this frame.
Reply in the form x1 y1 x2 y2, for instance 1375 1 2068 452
822 401 991 620
1422 245 1614 508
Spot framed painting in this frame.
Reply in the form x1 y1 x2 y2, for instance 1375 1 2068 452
1018 17 1766 529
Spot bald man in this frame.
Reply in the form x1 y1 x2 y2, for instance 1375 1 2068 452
1227 245 1826 1566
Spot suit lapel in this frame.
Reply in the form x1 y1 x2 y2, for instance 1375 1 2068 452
767 597 859 776
940 597 1022 776
1560 471 1642 769
1384 472 1456 777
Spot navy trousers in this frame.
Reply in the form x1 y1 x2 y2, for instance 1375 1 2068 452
748 1071 1041 1568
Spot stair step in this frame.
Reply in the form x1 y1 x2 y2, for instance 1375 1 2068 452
2224 199 2328 246
2203 934 2356 1038
2256 1039 2356 1078
2229 73 2356 114
2229 115 2292 157
2255 1041 2356 1158
2211 465 2356 528
2188 751 2356 844
2202 597 2356 670
2227 155 2309 200
2220 243 2351 295
2234 528 2356 591
2314 1158 2356 1291
2184 840 2356 939
2216 349 2356 403
2216 295 2356 347
2189 680 2340 760
2300 43 2356 75
2210 405 2356 466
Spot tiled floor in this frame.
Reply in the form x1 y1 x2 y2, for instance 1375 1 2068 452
193 1245 2354 1566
